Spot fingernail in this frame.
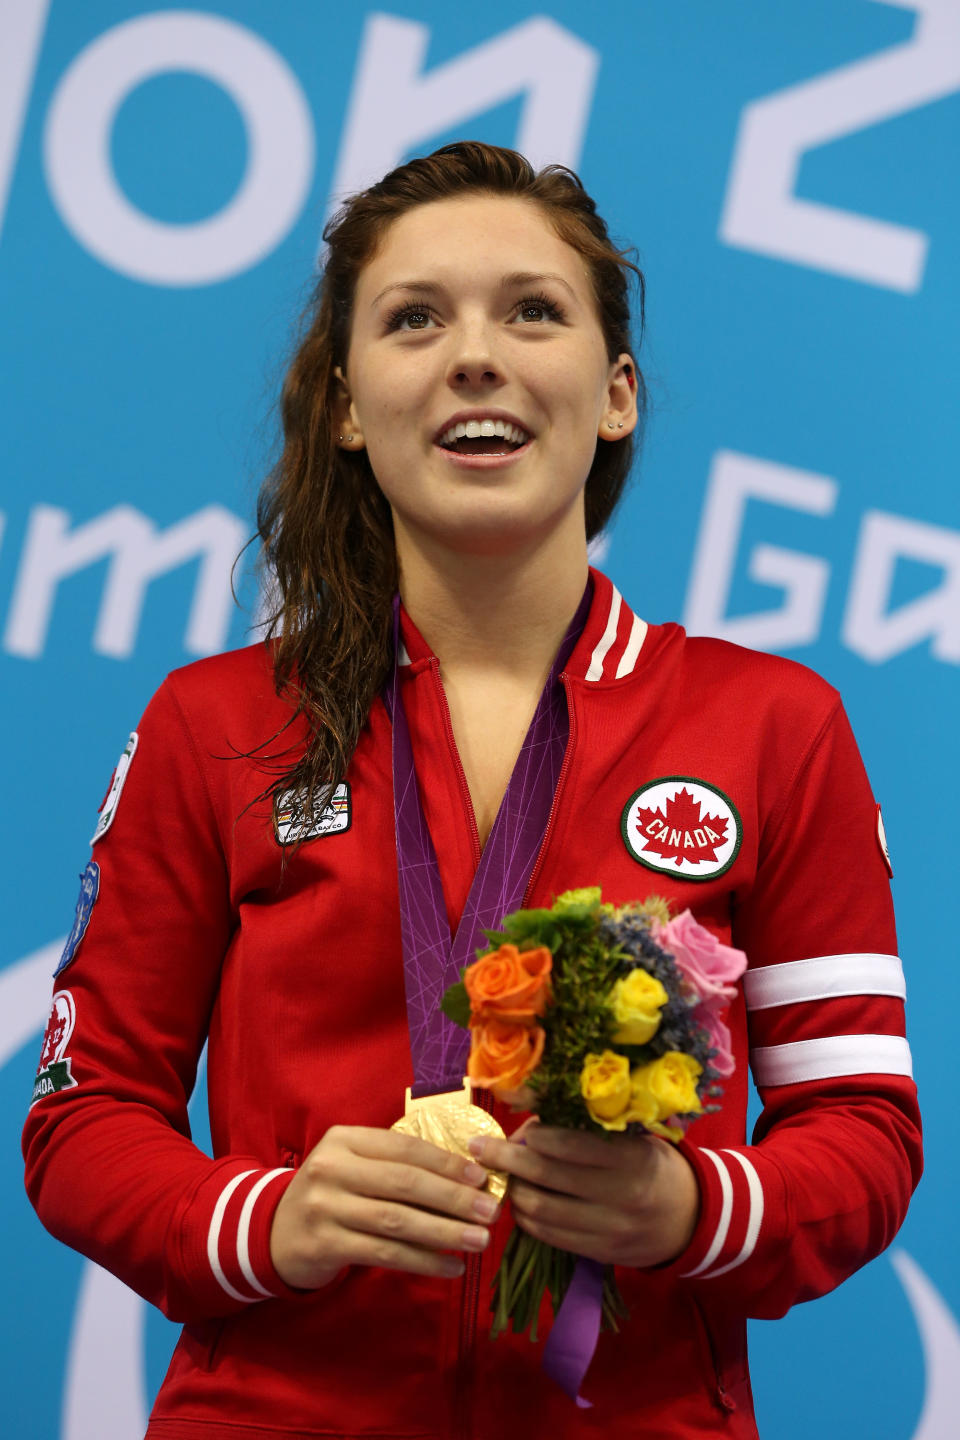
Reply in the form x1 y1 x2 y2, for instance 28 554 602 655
468 1137 486 1159
442 1257 465 1277
472 1194 498 1221
462 1226 489 1251
463 1161 487 1185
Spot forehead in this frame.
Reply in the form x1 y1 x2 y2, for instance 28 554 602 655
355 193 594 299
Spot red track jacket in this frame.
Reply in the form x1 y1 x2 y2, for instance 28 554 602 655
23 570 921 1439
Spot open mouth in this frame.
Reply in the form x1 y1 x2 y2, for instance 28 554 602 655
436 420 532 457
440 436 528 456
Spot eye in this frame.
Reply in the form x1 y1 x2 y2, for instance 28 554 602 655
385 300 436 332
512 292 566 324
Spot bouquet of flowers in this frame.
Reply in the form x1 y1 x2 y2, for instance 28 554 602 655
440 888 746 1342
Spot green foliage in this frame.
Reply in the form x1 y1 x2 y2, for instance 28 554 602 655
439 981 471 1029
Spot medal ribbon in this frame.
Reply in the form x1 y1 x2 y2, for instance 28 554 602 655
385 581 591 1097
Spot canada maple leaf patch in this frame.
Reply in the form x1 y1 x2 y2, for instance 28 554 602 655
635 787 729 866
622 777 742 881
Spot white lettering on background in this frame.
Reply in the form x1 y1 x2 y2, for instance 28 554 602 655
844 510 960 663
4 502 248 659
0 0 51 251
325 13 597 230
683 450 837 650
720 0 960 291
42 10 313 286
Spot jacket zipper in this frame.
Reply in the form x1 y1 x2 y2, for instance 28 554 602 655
453 1085 494 1440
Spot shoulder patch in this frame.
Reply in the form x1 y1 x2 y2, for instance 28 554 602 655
876 804 893 878
54 860 100 977
621 776 742 881
32 990 79 1105
274 782 351 845
91 731 138 844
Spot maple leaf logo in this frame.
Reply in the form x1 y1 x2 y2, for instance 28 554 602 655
39 1011 67 1070
634 787 729 867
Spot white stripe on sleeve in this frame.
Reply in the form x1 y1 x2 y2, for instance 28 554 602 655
208 1170 259 1303
614 611 648 678
744 953 906 1011
585 586 622 681
680 1149 733 1277
752 1033 913 1087
702 1151 764 1278
237 1168 292 1298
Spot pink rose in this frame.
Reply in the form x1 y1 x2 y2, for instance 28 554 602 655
657 910 747 1003
693 1004 735 1077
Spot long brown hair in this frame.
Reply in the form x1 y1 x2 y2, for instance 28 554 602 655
256 141 647 831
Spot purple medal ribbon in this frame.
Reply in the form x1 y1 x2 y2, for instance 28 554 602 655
384 581 590 1095
384 579 604 1405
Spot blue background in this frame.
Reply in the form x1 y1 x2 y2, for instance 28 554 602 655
2 2 957 1435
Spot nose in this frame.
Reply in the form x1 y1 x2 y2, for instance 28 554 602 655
445 314 503 389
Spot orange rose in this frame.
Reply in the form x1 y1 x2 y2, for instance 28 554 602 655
467 1018 546 1094
464 944 552 1021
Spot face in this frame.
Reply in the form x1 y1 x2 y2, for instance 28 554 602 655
337 194 636 562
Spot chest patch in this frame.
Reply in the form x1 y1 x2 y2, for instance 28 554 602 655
621 777 742 881
274 782 351 845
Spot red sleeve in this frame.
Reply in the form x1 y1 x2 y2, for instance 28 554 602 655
662 697 922 1315
21 675 300 1322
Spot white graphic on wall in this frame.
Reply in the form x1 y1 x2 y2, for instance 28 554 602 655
844 511 960 663
4 502 248 660
325 13 598 225
4 941 956 1439
720 0 960 292
42 11 314 286
0 0 51 250
684 449 960 665
684 450 837 650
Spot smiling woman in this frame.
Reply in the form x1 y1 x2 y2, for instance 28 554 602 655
22 142 920 1440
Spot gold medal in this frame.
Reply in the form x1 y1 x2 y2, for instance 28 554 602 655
391 1078 508 1203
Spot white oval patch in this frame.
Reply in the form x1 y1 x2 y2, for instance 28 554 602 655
91 731 138 845
621 776 742 881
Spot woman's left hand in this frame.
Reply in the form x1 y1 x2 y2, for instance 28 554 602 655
469 1120 700 1269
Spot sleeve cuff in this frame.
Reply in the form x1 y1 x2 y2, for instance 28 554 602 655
173 1161 301 1314
653 1141 782 1282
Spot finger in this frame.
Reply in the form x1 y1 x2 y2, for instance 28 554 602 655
469 1133 611 1201
522 1125 647 1168
509 1179 608 1233
316 1148 501 1226
336 1125 490 1187
335 1224 469 1279
333 1191 494 1258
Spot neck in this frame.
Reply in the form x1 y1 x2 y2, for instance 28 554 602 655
395 525 590 684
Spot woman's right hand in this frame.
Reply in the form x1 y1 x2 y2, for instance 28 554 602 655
269 1125 501 1290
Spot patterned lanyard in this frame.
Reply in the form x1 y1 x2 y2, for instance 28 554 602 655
384 581 591 1097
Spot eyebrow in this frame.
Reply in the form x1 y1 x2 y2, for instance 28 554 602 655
370 271 579 308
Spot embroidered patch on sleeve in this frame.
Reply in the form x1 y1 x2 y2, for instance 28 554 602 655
54 860 100 977
91 731 138 845
876 804 893 878
274 782 351 845
621 776 742 881
32 990 79 1105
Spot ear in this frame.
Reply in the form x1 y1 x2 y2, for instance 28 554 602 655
597 353 639 443
332 365 365 450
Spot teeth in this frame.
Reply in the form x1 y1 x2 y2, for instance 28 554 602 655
438 418 531 447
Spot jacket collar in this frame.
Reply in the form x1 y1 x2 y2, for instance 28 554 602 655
397 567 649 685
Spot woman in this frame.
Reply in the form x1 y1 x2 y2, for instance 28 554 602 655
23 142 921 1439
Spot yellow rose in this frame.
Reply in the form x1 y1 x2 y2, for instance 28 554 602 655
607 969 669 1045
628 1053 703 1134
580 1050 632 1129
